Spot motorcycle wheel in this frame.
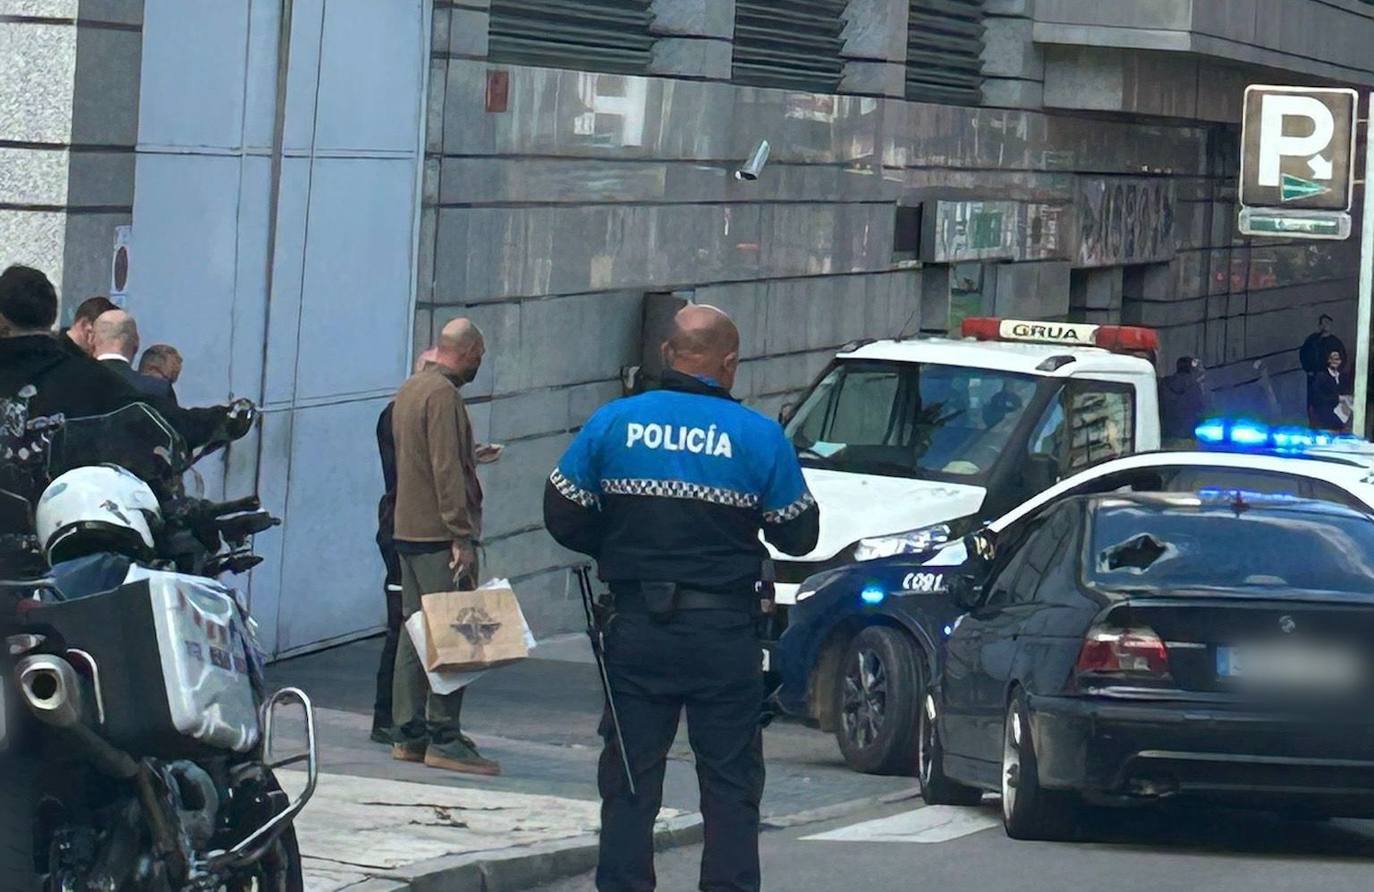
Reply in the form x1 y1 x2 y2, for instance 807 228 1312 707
0 760 41 891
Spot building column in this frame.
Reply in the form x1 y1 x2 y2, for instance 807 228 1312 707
0 0 143 310
840 0 907 98
649 0 734 80
980 0 1044 109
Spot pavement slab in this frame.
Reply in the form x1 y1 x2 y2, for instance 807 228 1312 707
268 637 914 890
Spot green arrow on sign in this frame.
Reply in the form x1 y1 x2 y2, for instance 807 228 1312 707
1281 173 1331 202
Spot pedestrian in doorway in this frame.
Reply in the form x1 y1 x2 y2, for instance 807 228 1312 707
61 295 117 357
138 344 183 405
390 319 500 776
1159 356 1208 449
544 305 820 892
1310 348 1352 432
371 347 437 746
1301 314 1346 420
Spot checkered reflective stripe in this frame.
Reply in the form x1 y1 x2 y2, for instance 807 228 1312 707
763 492 816 524
602 478 760 510
550 469 600 509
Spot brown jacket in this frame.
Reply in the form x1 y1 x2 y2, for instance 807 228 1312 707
392 368 483 544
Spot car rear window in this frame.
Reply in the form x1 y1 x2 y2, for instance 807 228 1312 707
1090 499 1374 597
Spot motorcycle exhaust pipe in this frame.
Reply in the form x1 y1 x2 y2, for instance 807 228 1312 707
17 654 83 728
15 654 137 779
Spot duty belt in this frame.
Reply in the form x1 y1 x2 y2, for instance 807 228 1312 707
611 583 753 615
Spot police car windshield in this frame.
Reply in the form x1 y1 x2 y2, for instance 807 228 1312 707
1091 500 1374 598
785 359 1039 481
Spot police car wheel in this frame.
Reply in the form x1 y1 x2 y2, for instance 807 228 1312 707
834 626 922 776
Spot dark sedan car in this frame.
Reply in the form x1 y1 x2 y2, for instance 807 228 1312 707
921 491 1374 840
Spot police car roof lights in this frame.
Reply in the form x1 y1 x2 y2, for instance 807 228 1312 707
1194 417 1360 452
960 317 1159 355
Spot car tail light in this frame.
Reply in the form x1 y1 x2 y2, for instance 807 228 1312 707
1074 624 1172 680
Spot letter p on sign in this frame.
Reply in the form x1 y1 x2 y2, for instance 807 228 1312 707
1257 95 1334 187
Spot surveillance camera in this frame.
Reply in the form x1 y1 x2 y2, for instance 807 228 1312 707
735 140 771 181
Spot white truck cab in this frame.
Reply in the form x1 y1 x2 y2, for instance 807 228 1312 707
769 318 1162 605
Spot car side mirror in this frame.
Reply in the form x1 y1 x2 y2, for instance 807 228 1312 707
1024 453 1059 494
778 402 797 424
949 573 983 611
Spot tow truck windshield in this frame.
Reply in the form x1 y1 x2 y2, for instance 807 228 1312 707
785 359 1039 481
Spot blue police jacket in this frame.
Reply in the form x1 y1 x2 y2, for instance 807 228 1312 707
543 370 820 593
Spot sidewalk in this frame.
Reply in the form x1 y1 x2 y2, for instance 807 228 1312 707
267 635 917 890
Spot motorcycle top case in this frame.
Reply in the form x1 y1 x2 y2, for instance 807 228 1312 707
30 569 261 756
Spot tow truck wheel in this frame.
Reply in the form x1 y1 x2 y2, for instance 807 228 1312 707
835 626 921 776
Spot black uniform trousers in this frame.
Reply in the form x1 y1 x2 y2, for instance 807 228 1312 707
371 544 404 734
596 607 765 892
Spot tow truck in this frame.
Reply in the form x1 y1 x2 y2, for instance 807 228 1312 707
767 317 1162 613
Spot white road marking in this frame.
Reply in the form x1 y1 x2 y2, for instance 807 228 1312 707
801 805 1001 844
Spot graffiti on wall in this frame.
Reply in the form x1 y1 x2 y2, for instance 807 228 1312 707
1076 177 1175 268
922 200 1069 264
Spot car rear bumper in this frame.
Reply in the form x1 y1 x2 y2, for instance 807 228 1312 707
1027 693 1374 813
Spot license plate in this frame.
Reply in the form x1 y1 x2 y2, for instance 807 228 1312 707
1216 644 1361 687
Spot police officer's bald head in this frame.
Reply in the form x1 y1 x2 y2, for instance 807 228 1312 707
663 305 740 391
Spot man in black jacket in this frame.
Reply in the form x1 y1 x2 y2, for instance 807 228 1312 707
0 265 246 453
60 295 116 358
543 305 819 892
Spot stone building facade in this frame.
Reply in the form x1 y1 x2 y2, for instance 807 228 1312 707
4 0 1374 652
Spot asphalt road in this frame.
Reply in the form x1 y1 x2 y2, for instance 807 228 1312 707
533 798 1374 891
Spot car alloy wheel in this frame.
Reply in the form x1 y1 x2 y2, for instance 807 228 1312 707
841 647 886 750
1002 704 1023 822
918 694 937 787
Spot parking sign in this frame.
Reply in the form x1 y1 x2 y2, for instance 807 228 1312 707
1241 85 1358 212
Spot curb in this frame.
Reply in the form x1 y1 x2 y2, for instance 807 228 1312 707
355 787 918 890
369 814 704 892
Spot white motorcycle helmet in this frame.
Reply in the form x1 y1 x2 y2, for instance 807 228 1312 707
36 465 161 564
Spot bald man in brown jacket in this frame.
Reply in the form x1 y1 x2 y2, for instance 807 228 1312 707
390 318 500 776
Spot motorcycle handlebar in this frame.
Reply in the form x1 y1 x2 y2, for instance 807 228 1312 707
205 495 262 517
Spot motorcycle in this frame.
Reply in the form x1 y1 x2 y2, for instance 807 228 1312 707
0 402 315 890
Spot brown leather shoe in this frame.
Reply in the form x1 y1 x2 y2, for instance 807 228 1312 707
392 743 426 764
424 750 503 777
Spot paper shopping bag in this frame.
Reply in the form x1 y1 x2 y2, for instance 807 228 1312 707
420 583 530 672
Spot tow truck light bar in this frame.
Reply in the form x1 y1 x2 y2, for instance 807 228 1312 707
961 317 1159 354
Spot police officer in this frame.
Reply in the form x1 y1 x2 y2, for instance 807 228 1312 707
544 305 819 892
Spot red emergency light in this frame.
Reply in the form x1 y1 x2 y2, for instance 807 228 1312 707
960 317 1159 355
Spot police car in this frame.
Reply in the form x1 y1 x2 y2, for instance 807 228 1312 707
775 422 1374 775
767 317 1162 614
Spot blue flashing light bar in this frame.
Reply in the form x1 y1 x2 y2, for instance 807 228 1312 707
860 584 886 606
1194 418 1357 452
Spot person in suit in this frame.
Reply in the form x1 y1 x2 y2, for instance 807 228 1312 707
138 344 183 406
1310 348 1352 432
92 310 173 400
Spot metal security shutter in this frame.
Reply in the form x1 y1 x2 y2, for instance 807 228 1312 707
488 0 655 76
906 0 985 105
733 0 848 93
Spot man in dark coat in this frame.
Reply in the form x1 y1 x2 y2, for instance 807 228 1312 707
92 309 175 401
1301 315 1347 417
1310 347 1352 432
59 295 116 358
1158 356 1208 449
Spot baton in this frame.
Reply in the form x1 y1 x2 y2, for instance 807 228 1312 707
575 564 636 797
